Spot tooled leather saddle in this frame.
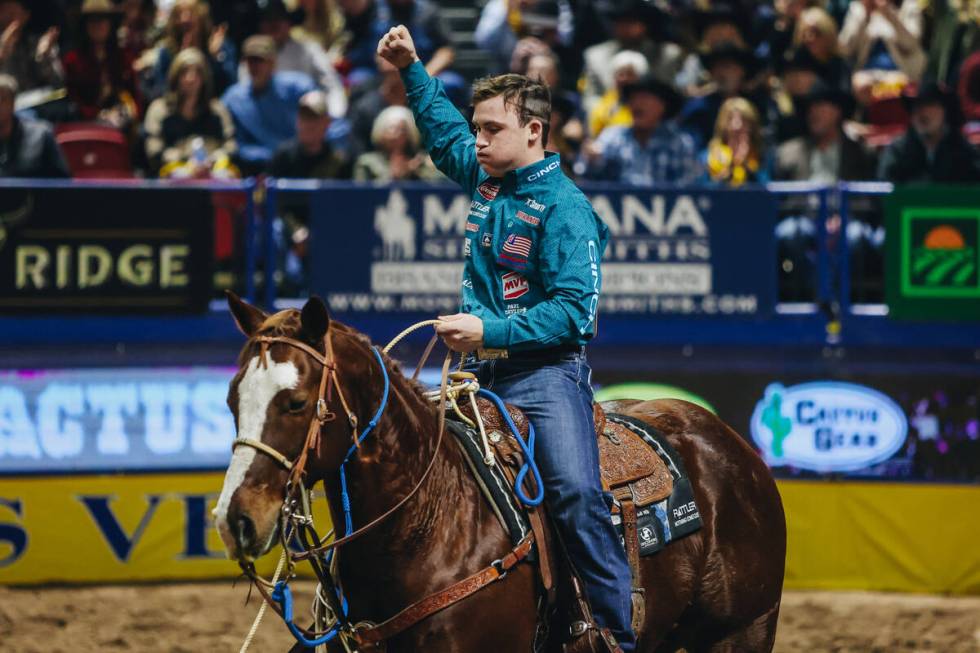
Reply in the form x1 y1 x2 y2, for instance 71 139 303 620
457 397 674 652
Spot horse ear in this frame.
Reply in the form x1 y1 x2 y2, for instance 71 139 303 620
300 295 330 343
225 290 267 337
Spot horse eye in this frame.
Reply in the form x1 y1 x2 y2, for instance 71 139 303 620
288 398 307 413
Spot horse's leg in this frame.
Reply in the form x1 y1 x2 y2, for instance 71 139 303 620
695 601 780 653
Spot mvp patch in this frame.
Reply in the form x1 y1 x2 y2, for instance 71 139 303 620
502 271 529 300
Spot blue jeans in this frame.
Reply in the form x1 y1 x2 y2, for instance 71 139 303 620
464 349 636 651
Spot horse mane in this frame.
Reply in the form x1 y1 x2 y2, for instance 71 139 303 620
238 308 434 411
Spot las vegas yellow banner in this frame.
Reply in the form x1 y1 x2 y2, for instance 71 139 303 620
0 472 331 584
780 480 980 595
1 474 978 593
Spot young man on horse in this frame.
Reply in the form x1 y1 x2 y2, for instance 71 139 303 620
378 25 636 652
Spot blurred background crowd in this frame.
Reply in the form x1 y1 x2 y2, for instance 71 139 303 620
1 0 978 186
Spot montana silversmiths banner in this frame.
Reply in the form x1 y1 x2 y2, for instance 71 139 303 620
0 186 213 313
308 184 778 324
885 186 980 321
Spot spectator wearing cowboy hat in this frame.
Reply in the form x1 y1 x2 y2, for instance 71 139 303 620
63 0 141 127
580 0 684 115
680 41 767 147
581 73 701 185
220 34 317 173
770 46 828 143
676 2 752 93
775 80 874 182
877 81 980 183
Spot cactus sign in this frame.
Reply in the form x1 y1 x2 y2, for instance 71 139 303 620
750 382 909 472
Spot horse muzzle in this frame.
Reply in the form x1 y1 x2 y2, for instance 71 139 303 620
217 500 281 562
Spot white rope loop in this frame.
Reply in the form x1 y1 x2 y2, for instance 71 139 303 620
239 549 287 653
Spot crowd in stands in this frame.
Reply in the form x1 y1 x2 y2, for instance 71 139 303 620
0 0 978 185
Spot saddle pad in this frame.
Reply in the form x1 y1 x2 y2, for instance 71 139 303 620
445 419 532 549
598 421 672 504
604 414 703 557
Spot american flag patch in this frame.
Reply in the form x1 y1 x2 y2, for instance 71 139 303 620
502 234 532 258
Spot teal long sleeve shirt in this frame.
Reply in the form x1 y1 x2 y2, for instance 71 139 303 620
400 62 609 351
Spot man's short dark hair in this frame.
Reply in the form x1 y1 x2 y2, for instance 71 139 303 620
471 74 552 145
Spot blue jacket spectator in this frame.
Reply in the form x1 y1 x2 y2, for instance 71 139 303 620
582 74 700 185
221 36 315 173
242 0 347 119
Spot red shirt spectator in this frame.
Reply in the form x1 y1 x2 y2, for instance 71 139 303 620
62 0 140 126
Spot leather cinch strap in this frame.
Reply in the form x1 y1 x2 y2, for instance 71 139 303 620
353 534 535 647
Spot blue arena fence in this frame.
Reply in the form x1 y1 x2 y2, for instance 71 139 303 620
0 178 977 350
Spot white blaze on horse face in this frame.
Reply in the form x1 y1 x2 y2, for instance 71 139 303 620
213 354 299 552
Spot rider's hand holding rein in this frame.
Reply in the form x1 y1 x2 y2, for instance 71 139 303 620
435 313 484 353
377 25 420 69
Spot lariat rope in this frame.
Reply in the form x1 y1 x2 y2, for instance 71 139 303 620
238 549 286 653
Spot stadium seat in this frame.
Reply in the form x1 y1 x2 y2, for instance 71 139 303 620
54 122 134 179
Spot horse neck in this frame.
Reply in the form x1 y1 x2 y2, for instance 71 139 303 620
322 356 454 551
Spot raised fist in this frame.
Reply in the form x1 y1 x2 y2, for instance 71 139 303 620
377 25 419 69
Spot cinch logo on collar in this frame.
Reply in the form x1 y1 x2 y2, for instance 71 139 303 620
478 181 500 201
526 160 559 182
502 271 529 300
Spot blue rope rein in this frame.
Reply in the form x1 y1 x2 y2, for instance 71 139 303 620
272 582 339 646
273 345 390 646
476 388 545 507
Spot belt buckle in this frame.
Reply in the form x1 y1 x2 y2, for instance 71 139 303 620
476 347 509 360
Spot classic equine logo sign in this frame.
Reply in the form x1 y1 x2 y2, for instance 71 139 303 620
750 381 908 472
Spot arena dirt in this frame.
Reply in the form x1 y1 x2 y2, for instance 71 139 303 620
0 584 978 652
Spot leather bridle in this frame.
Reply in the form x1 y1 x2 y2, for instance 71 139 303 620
232 330 535 650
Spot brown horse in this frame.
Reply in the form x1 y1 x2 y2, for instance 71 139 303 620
215 293 786 652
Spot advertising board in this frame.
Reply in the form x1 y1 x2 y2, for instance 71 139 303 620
309 185 777 323
0 368 235 474
885 186 980 320
0 186 214 313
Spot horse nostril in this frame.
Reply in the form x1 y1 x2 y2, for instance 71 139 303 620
236 515 257 549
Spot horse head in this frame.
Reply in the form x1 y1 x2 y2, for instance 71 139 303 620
214 292 384 562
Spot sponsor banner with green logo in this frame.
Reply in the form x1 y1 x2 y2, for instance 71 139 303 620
885 186 980 320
